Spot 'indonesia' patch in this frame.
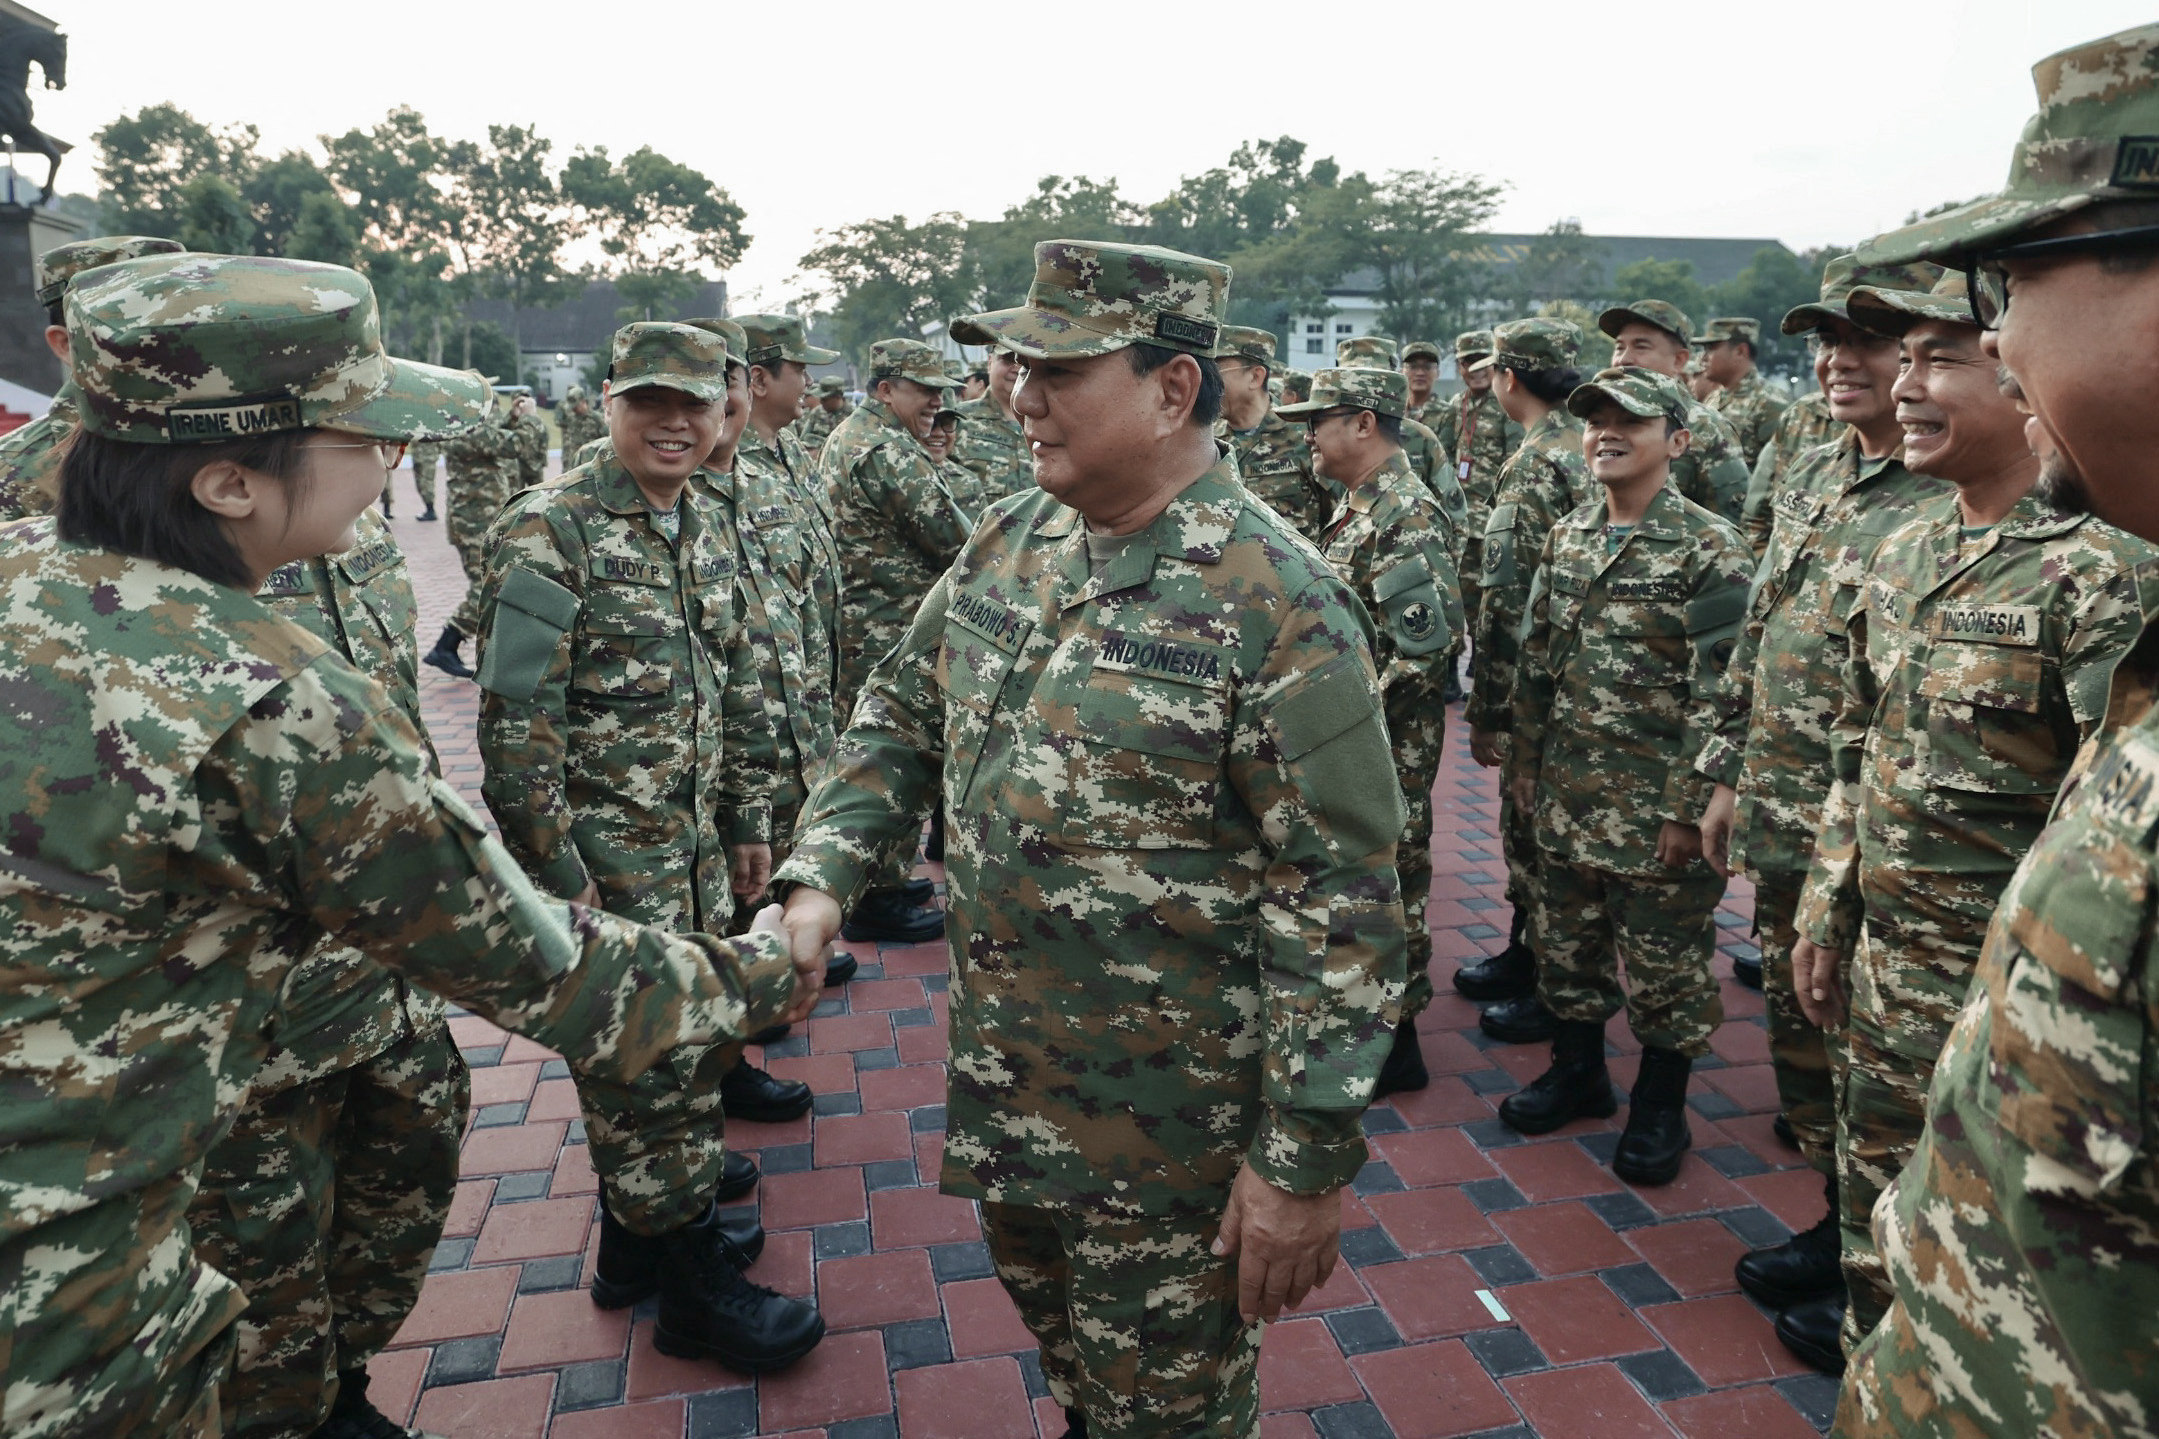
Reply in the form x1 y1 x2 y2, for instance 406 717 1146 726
1095 629 1224 684
1930 603 2040 646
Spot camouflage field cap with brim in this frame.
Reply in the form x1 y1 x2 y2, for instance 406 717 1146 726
1859 23 2159 265
943 360 969 386
1466 316 1584 373
1455 329 1495 361
66 253 491 445
1401 340 1443 363
866 338 955 388
612 321 730 401
1279 371 1314 403
732 312 842 368
37 234 184 307
1781 254 1947 333
816 376 849 397
1336 335 1399 369
951 240 1229 359
1277 366 1410 420
1567 365 1694 425
564 383 587 402
1692 317 1761 346
1846 271 1976 337
1598 299 1693 344
1217 325 1278 365
680 317 750 375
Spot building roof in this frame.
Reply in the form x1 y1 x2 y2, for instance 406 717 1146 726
1322 234 1793 296
464 277 729 355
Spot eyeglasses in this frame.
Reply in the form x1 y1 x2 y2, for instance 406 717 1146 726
930 414 959 433
314 439 409 468
1966 223 2159 329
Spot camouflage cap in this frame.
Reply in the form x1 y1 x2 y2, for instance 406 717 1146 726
1279 371 1314 403
1692 317 1760 346
732 311 841 367
816 375 849 397
951 240 1230 359
36 235 185 308
1336 335 1399 369
943 359 969 385
1847 270 1976 337
681 317 750 373
611 321 729 401
1598 299 1693 345
1401 340 1443 363
1217 325 1277 365
66 253 490 445
1454 329 1494 361
1567 365 1693 425
564 383 587 402
1466 316 1584 373
1781 253 1948 333
867 338 954 389
1859 24 2159 264
1276 366 1409 420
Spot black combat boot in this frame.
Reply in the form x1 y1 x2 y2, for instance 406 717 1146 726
418 504 438 521
1772 1113 1799 1150
1737 1172 1843 1307
841 887 946 944
1374 1014 1430 1097
824 951 860 987
713 1149 761 1202
645 1203 826 1370
899 876 936 904
311 1366 439 1439
1455 910 1535 1001
1612 1046 1694 1185
421 624 472 679
1479 995 1557 1044
1732 952 1764 989
718 1058 813 1123
1774 1291 1848 1375
924 806 946 861
1060 1406 1089 1438
591 1199 766 1309
1498 1019 1615 1133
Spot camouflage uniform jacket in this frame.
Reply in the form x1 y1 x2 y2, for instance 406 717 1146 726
1836 573 2159 1438
558 403 606 459
1430 388 1525 530
814 400 890 496
1672 396 1752 522
250 509 448 1092
1397 414 1469 531
0 386 75 522
1318 449 1463 721
1742 391 1840 555
774 459 1407 1217
820 398 973 722
1796 490 2154 956
474 454 777 927
737 426 842 759
1466 409 1596 733
445 417 523 521
1706 371 1788 470
0 524 796 1439
952 394 1031 504
1218 408 1327 544
794 399 852 461
1696 435 1948 877
1512 486 1753 877
510 409 551 488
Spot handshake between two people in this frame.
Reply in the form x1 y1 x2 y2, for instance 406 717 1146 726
746 885 848 1028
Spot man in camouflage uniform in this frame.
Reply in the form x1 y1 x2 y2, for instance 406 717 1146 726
1696 317 1787 469
1460 318 1596 1042
188 505 471 1439
1279 369 1312 405
1212 324 1327 541
812 336 961 944
1281 366 1459 1098
509 387 550 490
406 439 441 520
1500 368 1753 1185
0 251 820 1439
423 391 528 677
1335 334 1461 519
474 321 825 1372
1400 339 1444 426
0 234 184 522
795 374 852 459
950 338 1031 505
1741 380 1840 557
557 382 607 458
778 239 1406 1438
1780 270 2158 1372
1599 300 1753 520
1694 254 1949 1366
1432 330 1526 613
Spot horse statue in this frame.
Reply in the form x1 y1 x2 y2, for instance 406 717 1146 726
0 24 67 205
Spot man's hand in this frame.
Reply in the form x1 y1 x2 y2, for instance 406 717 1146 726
1509 773 1537 814
749 903 820 1024
1470 727 1506 768
571 879 601 910
1212 1164 1341 1323
1698 784 1737 879
1656 821 1703 869
780 886 845 1024
730 843 773 899
1792 937 1848 1028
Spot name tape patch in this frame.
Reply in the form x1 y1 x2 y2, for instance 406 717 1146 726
2085 734 2159 841
950 588 1025 650
1095 629 1224 684
1153 312 1218 350
591 554 671 587
2112 136 2159 189
168 396 304 441
1611 578 1687 602
340 538 398 585
1930 603 2040 647
692 555 735 586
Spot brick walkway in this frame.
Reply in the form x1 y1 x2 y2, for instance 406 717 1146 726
369 464 1837 1438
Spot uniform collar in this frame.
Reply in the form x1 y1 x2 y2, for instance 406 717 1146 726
1340 447 1414 516
1039 457 1243 611
1561 479 1686 538
1994 485 2086 541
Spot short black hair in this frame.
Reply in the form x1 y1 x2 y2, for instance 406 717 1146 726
1515 366 1583 403
751 357 802 386
44 300 63 327
1125 343 1223 427
59 428 315 590
1372 411 1403 442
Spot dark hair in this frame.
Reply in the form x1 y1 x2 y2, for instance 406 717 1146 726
751 357 801 386
58 428 315 589
1125 342 1223 426
1372 412 1403 442
44 300 63 327
1515 366 1583 403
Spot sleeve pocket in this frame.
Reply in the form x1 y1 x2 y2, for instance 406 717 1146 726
478 566 580 703
1374 553 1453 658
1265 654 1406 862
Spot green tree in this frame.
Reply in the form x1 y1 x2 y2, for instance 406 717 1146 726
967 175 1134 308
285 190 361 266
92 103 259 234
244 151 337 256
448 125 579 356
798 212 977 359
1706 245 1825 376
175 173 256 254
561 145 748 324
322 108 469 365
1609 257 1710 330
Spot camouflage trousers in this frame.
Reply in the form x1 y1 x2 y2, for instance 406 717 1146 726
1752 868 1839 1175
408 452 437 513
1532 857 1725 1055
981 1201 1260 1437
1388 688 1445 1022
187 1017 469 1439
443 478 507 638
1497 754 1538 913
1835 911 1985 1354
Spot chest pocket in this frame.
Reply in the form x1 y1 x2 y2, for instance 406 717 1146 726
938 587 1033 810
1571 573 1691 690
1915 614 2061 793
1061 632 1230 850
749 504 810 600
1479 503 1519 588
578 564 682 701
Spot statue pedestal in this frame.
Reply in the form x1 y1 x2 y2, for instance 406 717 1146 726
0 202 83 397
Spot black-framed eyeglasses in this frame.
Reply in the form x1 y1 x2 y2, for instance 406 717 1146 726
930 413 959 432
1966 223 2159 329
1305 406 1361 426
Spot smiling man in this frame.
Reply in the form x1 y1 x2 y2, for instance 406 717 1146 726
1214 324 1327 541
1773 271 2154 1373
951 340 1032 504
777 241 1407 1437
1599 300 1752 520
1696 317 1787 469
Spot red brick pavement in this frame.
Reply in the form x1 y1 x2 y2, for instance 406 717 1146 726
371 478 1836 1436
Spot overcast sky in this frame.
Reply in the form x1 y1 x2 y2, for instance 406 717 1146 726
45 1 2152 307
